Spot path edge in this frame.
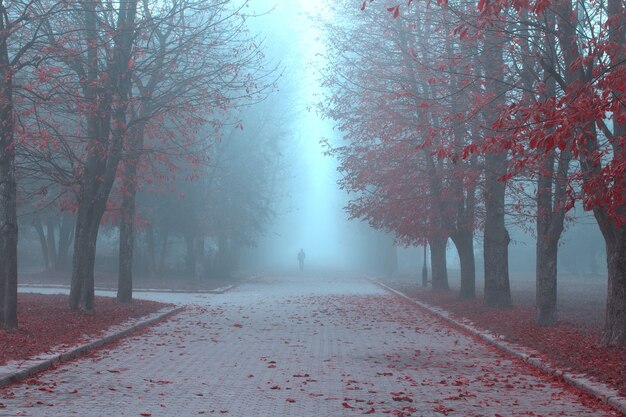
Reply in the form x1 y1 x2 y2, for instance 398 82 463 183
370 278 626 415
0 306 183 388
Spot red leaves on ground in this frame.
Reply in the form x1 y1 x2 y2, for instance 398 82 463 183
432 404 454 415
390 392 413 402
391 395 413 402
399 286 626 396
21 270 234 292
0 294 169 366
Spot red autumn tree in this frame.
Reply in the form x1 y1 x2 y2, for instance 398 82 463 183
114 0 274 302
362 0 626 345
320 2 483 295
14 0 272 311
0 0 68 328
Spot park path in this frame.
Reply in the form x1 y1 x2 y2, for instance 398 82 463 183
2 274 621 416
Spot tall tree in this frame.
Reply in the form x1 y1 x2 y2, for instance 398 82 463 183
362 0 626 345
0 0 63 328
0 0 19 329
65 0 138 311
116 0 274 300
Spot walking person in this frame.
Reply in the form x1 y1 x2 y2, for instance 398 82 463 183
297 249 306 272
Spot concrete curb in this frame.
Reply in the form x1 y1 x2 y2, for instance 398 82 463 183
370 279 626 415
0 306 183 388
18 284 238 295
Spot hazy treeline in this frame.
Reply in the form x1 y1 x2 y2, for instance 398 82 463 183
318 1 625 345
0 0 280 328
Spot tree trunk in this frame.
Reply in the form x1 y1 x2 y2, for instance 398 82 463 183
185 234 195 276
483 152 512 308
33 218 50 270
480 18 511 309
452 230 475 300
536 233 558 325
69 1 109 312
114 0 139 302
535 147 569 325
69 197 106 311
56 213 74 271
117 164 136 303
421 244 428 287
159 231 168 273
429 236 449 291
69 198 105 311
0 21 18 329
70 0 137 311
145 227 156 278
117 135 140 302
195 237 204 280
46 217 57 271
602 228 626 345
600 0 626 346
217 234 230 277
0 152 17 329
387 243 398 278
533 22 568 325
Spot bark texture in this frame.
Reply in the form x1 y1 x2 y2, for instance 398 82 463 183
481 27 511 309
429 237 449 291
483 152 512 308
117 164 136 303
602 230 626 345
421 244 428 288
118 125 143 303
452 231 475 300
599 0 626 347
0 6 17 329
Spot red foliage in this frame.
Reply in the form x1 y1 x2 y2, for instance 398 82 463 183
0 294 169 366
397 287 626 396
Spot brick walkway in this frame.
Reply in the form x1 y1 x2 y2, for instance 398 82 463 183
2 274 621 416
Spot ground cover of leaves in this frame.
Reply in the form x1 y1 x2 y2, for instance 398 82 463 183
2 292 621 416
0 294 170 366
393 284 626 397
20 270 236 292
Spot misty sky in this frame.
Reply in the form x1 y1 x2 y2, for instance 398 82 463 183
242 0 607 279
244 1 359 271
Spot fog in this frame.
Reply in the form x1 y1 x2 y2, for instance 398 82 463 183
11 0 613 302
240 1 375 273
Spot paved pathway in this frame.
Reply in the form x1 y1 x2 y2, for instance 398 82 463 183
3 274 621 416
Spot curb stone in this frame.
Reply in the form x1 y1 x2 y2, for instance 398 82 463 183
18 284 237 294
370 278 626 415
0 306 183 388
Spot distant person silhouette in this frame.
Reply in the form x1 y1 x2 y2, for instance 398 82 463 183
297 249 306 272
